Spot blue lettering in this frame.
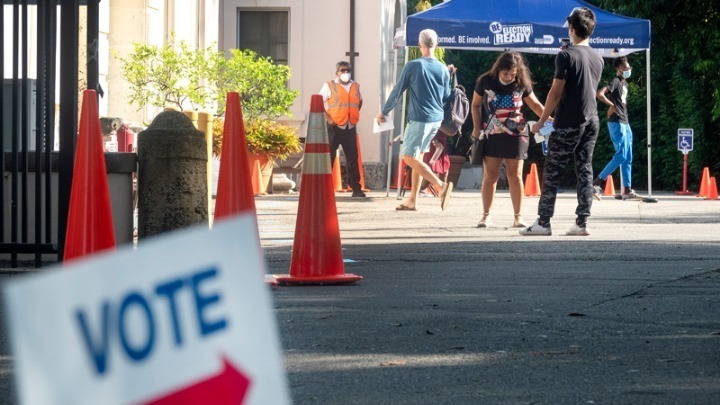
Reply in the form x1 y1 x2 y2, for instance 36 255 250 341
190 267 228 336
74 267 229 377
75 302 111 375
118 292 155 362
155 278 185 346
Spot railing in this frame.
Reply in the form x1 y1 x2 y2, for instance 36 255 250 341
1 0 98 268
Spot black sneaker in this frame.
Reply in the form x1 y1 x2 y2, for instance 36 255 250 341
351 190 366 198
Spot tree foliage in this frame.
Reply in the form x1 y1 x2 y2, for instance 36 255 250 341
117 39 298 121
415 0 720 190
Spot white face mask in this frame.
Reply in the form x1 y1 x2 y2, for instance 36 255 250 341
622 70 632 79
499 77 515 86
340 73 351 82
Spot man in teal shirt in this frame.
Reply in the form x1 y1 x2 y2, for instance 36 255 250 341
377 29 454 211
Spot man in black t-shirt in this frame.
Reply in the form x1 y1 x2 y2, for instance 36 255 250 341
594 56 636 200
523 7 604 236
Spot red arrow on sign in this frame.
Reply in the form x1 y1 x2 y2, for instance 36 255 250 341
145 357 251 405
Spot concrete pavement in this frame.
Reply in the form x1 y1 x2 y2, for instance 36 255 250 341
259 189 720 404
0 189 718 404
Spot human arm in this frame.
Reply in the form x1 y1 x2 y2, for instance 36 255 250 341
471 90 484 139
596 86 615 118
530 78 564 134
523 91 547 120
378 64 412 121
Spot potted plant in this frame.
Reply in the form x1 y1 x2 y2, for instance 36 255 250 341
212 117 301 193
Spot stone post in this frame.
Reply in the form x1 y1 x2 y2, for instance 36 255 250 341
137 111 208 238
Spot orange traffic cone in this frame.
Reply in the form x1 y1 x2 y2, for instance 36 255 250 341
698 167 710 197
332 150 344 192
391 158 408 190
214 92 275 285
273 95 362 285
356 136 368 191
251 159 261 196
215 92 256 220
706 177 719 200
524 163 541 196
63 90 116 263
603 175 616 196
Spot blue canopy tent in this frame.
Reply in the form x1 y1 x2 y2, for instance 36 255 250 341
400 0 656 199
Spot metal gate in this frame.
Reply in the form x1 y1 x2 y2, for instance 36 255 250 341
1 0 98 268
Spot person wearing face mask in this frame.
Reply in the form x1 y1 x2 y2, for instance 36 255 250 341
320 61 365 197
525 7 604 236
471 51 548 228
593 56 637 200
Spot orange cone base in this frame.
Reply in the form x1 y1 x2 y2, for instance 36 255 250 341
264 274 279 286
273 273 362 285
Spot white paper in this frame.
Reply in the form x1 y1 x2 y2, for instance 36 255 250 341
373 115 394 134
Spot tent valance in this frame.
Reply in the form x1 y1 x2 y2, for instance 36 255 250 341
406 0 650 57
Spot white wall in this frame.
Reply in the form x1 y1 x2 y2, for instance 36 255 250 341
220 0 407 164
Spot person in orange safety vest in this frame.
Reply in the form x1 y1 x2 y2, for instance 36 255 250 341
319 61 365 197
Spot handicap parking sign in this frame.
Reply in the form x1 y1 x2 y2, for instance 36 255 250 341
677 128 693 153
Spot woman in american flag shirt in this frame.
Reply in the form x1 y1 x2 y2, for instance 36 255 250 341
470 51 548 229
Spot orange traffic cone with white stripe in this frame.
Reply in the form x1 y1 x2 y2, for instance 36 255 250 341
273 95 362 285
706 177 719 200
214 92 276 285
698 167 710 197
524 163 541 196
332 150 344 192
63 90 116 263
356 136 368 191
603 175 616 196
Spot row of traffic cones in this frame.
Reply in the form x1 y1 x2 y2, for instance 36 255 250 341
698 167 719 200
63 90 360 285
214 92 360 284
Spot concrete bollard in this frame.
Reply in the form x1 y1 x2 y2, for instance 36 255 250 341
137 110 208 239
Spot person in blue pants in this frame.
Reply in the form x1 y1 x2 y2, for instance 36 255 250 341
594 56 637 200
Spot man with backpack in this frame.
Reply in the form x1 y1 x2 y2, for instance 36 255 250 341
377 29 456 211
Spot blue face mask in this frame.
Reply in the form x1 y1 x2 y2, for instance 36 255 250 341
622 69 632 79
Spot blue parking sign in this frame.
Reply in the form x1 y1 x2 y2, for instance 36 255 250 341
677 128 693 154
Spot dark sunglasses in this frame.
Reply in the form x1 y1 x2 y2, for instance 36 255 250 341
338 68 352 73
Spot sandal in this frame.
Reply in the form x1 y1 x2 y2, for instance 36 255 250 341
440 182 453 211
512 214 527 228
477 213 492 228
395 204 417 211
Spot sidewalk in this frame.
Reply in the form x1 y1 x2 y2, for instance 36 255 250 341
258 190 720 405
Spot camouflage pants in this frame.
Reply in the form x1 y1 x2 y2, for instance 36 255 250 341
538 121 599 220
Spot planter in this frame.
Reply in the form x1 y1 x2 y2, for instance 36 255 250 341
446 155 466 186
249 153 274 194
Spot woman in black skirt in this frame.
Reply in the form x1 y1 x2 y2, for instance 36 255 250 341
471 51 548 228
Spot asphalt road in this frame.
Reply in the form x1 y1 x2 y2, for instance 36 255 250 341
1 189 718 404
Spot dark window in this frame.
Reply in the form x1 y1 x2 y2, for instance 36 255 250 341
238 10 289 64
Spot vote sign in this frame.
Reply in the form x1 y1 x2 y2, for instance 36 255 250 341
677 128 693 153
3 216 289 405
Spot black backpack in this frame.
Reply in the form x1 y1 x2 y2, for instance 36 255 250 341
439 75 470 136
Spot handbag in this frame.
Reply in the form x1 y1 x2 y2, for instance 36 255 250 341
470 133 486 166
470 106 497 166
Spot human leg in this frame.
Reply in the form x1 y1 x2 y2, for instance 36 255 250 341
537 129 579 221
399 121 446 209
327 124 341 169
619 124 633 190
479 156 502 226
597 122 625 181
337 127 362 193
505 158 525 226
573 120 599 225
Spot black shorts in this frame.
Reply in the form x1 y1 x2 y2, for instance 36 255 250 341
484 132 529 160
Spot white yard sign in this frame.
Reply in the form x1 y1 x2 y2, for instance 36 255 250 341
3 216 289 405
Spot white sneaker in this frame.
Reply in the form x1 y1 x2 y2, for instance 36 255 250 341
592 186 603 201
622 189 639 200
519 219 552 236
566 223 590 236
477 213 492 228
